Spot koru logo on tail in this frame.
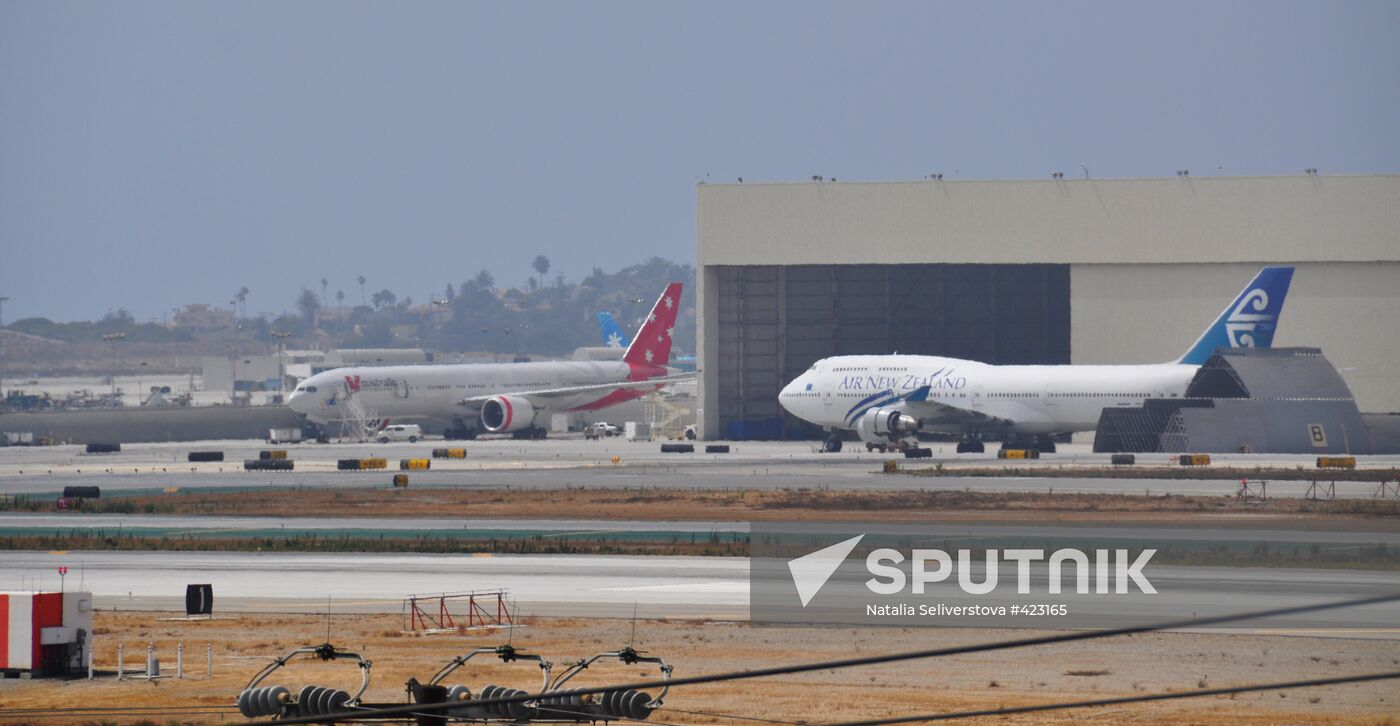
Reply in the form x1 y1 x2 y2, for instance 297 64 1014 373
1225 288 1273 347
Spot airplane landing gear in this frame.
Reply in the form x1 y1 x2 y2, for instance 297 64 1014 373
511 426 548 440
443 421 478 440
1000 436 1056 454
955 438 985 454
820 434 843 453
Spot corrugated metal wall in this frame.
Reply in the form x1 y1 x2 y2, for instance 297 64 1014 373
715 264 1070 439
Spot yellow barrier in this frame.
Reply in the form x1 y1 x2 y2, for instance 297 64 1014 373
400 458 431 470
392 474 409 487
360 457 388 470
998 449 1039 460
882 460 898 473
432 448 467 459
1316 456 1356 469
1178 454 1211 466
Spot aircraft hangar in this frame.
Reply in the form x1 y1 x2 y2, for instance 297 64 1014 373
695 174 1400 440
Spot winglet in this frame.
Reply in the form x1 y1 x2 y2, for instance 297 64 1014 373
1177 266 1294 365
623 283 683 368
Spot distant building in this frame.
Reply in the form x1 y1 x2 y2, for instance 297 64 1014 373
173 304 234 331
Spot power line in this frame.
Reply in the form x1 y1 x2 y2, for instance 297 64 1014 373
0 704 237 714
661 705 804 724
243 591 1400 725
824 670 1400 725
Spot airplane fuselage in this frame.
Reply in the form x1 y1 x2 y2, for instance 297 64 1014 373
780 354 1199 436
289 360 661 424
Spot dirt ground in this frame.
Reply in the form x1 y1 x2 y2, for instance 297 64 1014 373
48 486 1400 526
1 611 1396 725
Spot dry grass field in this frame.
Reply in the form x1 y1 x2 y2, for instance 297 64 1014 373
1 611 1397 725
28 485 1400 524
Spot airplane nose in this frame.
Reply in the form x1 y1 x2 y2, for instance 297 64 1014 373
778 379 797 414
286 390 306 414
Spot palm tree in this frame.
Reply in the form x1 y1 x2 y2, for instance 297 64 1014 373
532 255 550 288
320 278 329 306
295 288 321 331
474 269 494 290
357 275 367 305
336 289 345 308
235 287 250 319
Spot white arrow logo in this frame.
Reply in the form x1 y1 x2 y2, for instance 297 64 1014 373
787 534 864 607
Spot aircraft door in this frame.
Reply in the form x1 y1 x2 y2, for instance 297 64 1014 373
396 379 409 398
971 384 984 408
823 388 833 408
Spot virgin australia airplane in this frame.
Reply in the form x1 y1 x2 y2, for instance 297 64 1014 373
288 283 691 439
778 267 1293 454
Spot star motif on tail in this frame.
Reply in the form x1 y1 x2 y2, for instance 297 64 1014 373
664 296 674 309
644 349 654 363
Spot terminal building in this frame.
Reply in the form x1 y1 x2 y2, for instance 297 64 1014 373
695 174 1400 440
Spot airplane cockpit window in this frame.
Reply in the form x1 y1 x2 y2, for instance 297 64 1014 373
304 386 317 393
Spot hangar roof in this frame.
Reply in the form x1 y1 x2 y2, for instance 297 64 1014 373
696 175 1400 267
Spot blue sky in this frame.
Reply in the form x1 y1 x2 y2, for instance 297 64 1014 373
2 1 1397 322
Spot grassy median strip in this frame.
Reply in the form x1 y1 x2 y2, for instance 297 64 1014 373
5 486 1399 520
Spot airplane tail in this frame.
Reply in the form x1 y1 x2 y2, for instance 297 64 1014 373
597 312 630 349
1176 266 1294 365
623 282 683 368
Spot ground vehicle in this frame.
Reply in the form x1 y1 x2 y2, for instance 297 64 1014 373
584 422 621 440
377 424 422 444
268 427 303 444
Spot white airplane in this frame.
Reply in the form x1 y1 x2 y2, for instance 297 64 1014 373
778 267 1294 453
288 283 690 439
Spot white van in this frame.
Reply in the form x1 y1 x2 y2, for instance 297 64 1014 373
377 424 423 444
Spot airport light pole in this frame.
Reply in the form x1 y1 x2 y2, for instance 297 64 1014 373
101 332 126 406
0 295 8 401
271 330 292 398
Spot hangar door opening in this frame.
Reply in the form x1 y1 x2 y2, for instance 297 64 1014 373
715 264 1070 439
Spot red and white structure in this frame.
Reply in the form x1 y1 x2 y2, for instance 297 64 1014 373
0 591 93 676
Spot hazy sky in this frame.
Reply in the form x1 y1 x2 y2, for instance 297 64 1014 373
2 1 1397 322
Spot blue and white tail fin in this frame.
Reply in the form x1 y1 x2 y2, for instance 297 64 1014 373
1177 266 1294 365
597 312 630 349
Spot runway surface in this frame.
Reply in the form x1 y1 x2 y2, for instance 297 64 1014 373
1 513 1394 541
0 512 746 539
2 438 1395 498
2 550 1395 635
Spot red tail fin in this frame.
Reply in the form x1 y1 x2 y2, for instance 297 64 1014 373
623 282 684 368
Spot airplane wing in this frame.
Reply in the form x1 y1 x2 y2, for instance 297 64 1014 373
455 373 696 409
888 385 1011 427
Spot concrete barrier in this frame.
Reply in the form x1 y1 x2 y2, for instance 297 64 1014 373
244 459 293 471
998 448 1039 459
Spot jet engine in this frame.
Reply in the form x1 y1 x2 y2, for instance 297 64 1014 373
855 408 922 444
480 395 538 433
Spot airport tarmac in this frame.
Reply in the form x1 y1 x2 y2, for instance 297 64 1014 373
2 550 1395 635
2 512 1394 542
2 438 1396 498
